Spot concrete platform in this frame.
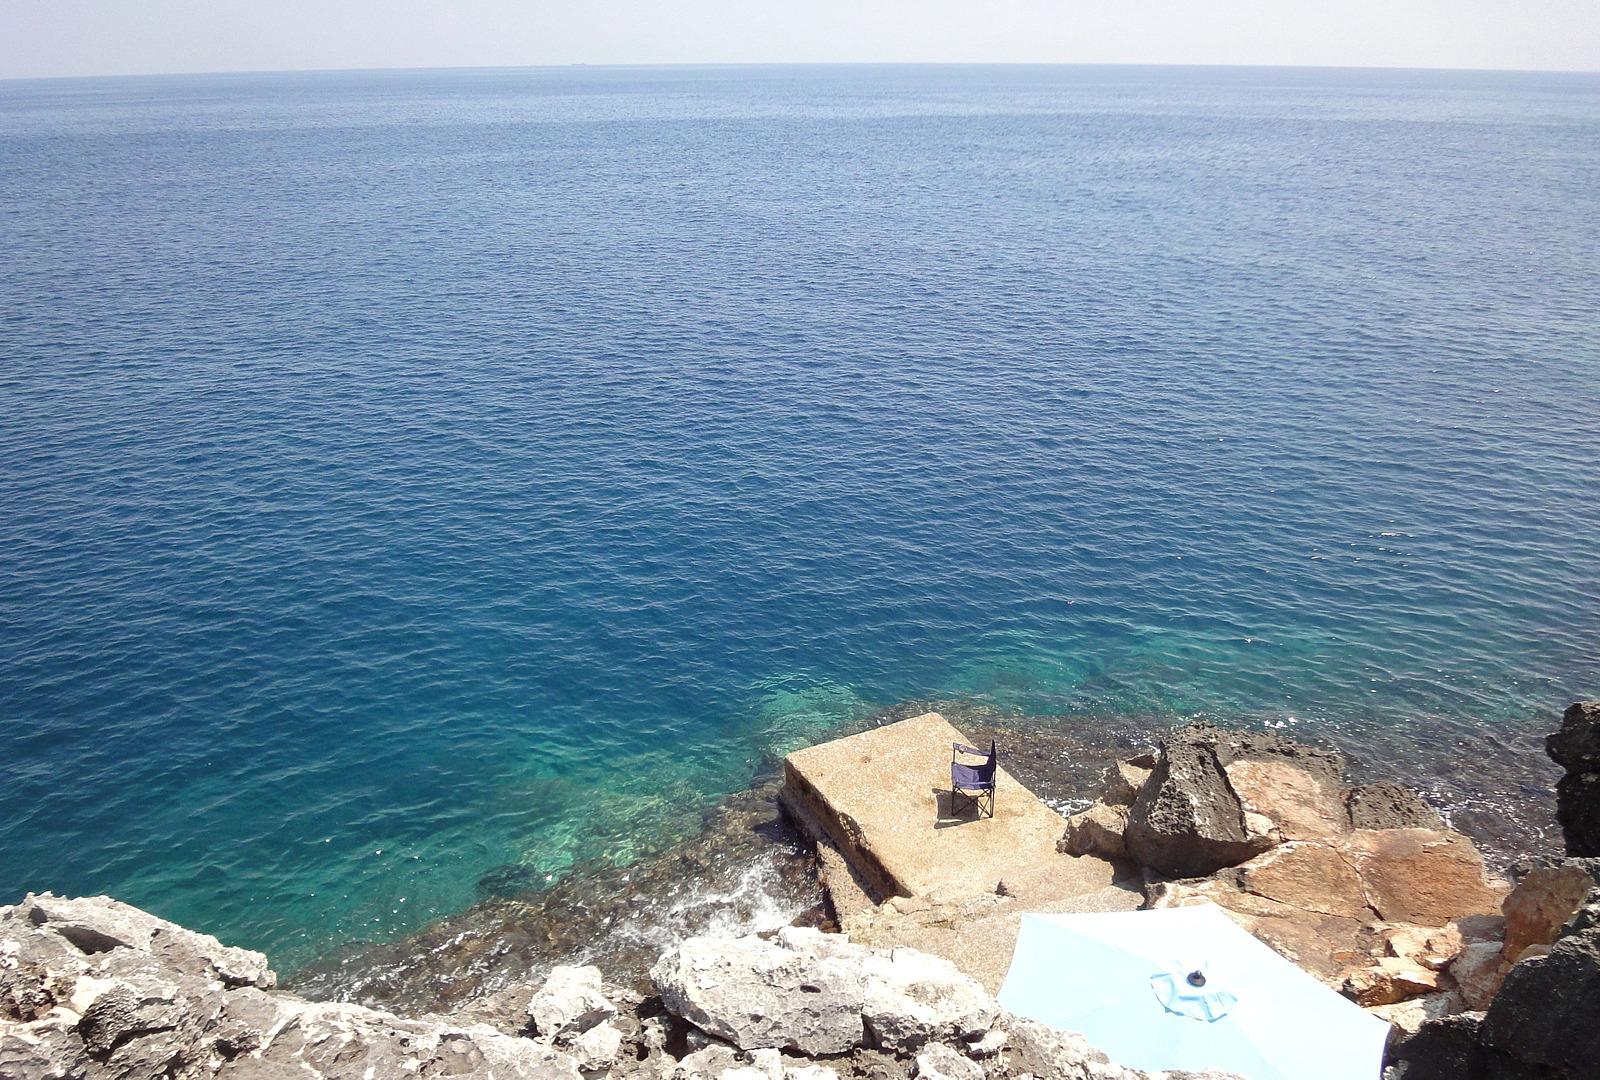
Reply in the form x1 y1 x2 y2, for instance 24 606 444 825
780 712 1120 905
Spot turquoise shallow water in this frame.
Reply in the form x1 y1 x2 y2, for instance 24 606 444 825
1 64 1598 972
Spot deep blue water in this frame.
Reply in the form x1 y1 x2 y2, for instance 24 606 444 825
2 64 1598 971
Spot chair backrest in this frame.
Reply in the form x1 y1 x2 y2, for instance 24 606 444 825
952 740 998 787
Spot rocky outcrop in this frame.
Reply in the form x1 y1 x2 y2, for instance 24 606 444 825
1342 828 1508 927
4 894 1243 1080
1117 724 1384 878
0 893 583 1080
1548 701 1600 857
1478 891 1600 1077
1123 732 1279 878
1387 888 1600 1079
649 928 868 1055
649 927 995 1056
1063 725 1518 1036
529 965 618 1039
1056 803 1128 859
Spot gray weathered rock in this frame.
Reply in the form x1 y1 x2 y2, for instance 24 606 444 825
1446 941 1506 1011
571 1021 624 1072
17 893 274 990
0 893 584 1080
860 947 996 1052
913 1042 982 1080
530 965 617 1039
650 931 866 1054
1547 702 1600 857
784 1067 840 1080
672 1042 742 1080
1344 783 1445 832
999 1015 1145 1080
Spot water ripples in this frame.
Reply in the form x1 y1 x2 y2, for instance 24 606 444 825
1 64 1598 972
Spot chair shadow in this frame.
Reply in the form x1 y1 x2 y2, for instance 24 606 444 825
932 787 986 829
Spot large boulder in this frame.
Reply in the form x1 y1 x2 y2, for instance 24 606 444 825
1057 803 1128 859
1547 701 1600 857
650 926 998 1058
859 946 996 1052
1124 733 1277 877
1123 724 1352 878
649 929 867 1054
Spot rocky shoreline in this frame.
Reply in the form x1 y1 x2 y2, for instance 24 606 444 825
4 702 1595 1080
291 702 1560 1013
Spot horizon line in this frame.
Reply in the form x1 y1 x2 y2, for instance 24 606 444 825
4 57 1599 86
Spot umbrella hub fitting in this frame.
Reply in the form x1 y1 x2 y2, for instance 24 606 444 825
1186 970 1207 988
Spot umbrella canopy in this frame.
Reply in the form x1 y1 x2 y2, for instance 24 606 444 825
998 905 1390 1080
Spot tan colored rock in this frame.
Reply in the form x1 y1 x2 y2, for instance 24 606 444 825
1339 828 1508 927
1380 923 1462 972
1146 878 1382 986
1097 761 1152 806
1058 803 1128 859
1342 956 1441 1006
1500 860 1600 961
1226 759 1349 843
781 713 1118 904
1228 841 1371 919
1449 940 1509 1010
815 841 878 932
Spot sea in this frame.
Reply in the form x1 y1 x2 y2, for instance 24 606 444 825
2 63 1598 982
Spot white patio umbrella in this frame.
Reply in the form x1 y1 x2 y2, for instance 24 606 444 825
998 905 1390 1080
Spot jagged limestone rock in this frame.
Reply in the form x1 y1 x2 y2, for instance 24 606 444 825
859 946 997 1052
649 932 866 1055
529 965 617 1039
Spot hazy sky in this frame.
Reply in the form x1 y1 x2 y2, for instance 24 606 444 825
3 0 1598 80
